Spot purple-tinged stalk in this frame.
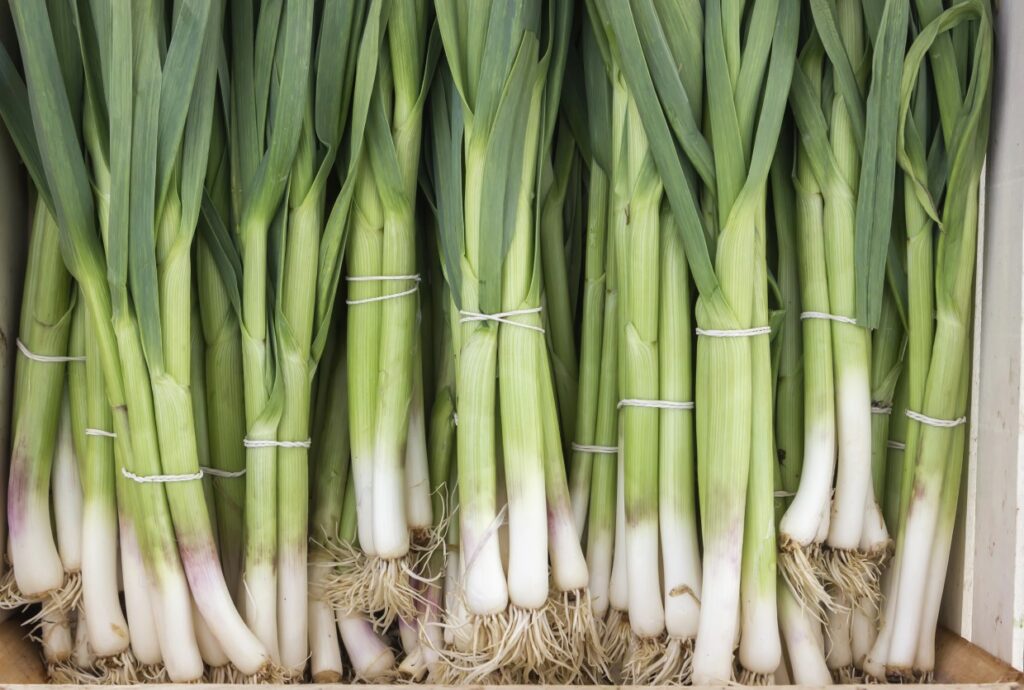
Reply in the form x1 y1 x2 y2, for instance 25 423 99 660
4 201 73 605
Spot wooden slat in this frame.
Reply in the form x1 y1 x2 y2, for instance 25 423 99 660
2 679 1015 683
0 616 45 684
955 0 1024 670
936 628 1024 685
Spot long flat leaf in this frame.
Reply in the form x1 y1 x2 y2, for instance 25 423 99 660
0 46 52 209
477 31 538 313
10 0 110 321
853 0 909 327
631 0 714 188
592 0 717 298
809 0 866 149
127 22 164 370
179 0 224 240
154 0 210 212
311 0 388 361
105 0 132 315
199 191 243 317
243 0 313 228
429 69 465 307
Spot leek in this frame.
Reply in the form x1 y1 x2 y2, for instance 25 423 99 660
868 1 992 678
2 200 73 607
341 0 434 624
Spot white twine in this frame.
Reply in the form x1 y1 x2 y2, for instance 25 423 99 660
887 440 906 451
201 466 246 479
16 338 86 363
774 490 796 498
871 404 893 415
459 307 545 334
121 467 204 484
346 274 421 283
452 412 458 426
905 409 967 428
617 398 695 411
801 311 858 325
243 438 312 449
84 428 116 438
571 442 618 455
695 326 772 338
345 274 421 306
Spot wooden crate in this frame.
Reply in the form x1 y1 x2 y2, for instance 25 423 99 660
0 618 1021 687
1 2 1023 688
0 614 1021 688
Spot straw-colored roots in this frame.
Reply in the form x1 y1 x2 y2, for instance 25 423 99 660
600 608 632 682
0 568 32 610
322 528 445 629
137 664 169 683
833 664 864 684
48 651 139 685
94 651 139 684
636 636 693 685
778 538 832 618
545 588 606 683
824 548 882 608
0 569 81 616
622 633 665 684
323 542 423 627
737 668 774 685
864 540 894 571
434 605 572 684
242 663 290 684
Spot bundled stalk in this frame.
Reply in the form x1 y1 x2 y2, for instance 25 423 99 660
1 199 74 612
573 24 620 639
228 1 316 665
588 0 798 681
431 1 596 682
228 0 380 673
339 0 436 626
868 0 993 680
1 0 272 681
0 4 80 613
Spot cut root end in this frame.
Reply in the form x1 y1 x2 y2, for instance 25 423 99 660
833 664 864 684
736 667 774 685
137 664 169 683
398 646 429 682
874 666 932 684
90 651 139 685
236 662 289 684
46 651 137 687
